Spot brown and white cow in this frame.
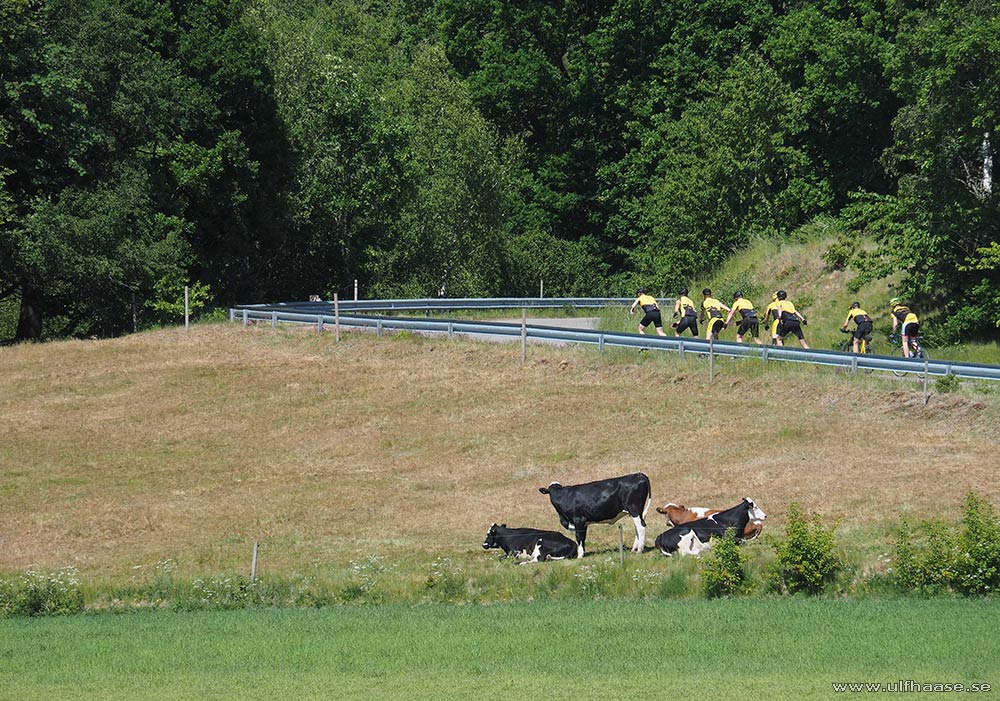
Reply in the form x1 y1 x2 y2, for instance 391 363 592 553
656 502 763 540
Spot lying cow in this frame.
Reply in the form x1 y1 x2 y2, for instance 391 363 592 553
654 498 766 556
657 502 763 540
539 472 651 559
482 523 577 563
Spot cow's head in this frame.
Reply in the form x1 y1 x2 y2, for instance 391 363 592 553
482 523 506 550
538 482 561 495
655 502 683 514
743 498 767 523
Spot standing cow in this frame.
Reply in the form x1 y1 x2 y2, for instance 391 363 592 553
539 472 651 558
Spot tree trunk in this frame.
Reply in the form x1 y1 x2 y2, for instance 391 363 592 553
15 284 43 341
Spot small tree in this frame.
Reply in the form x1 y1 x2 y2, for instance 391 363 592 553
772 503 841 594
701 529 747 598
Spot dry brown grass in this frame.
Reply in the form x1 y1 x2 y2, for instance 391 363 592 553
1 323 998 581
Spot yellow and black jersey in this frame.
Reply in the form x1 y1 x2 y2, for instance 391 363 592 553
636 294 659 312
702 297 726 319
732 297 756 320
676 295 697 317
844 307 872 326
892 304 918 326
777 300 799 321
764 300 780 322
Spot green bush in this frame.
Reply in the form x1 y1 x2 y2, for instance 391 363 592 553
701 530 747 598
893 492 1000 596
934 373 960 394
0 568 85 616
894 520 958 594
771 504 841 594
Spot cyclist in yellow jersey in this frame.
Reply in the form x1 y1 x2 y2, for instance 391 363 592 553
840 301 873 354
763 292 781 345
725 291 762 344
700 288 730 340
774 290 809 349
629 288 667 336
890 297 920 357
672 287 699 337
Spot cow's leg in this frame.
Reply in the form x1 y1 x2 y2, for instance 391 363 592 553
518 541 543 565
574 523 588 559
677 531 705 556
631 514 646 553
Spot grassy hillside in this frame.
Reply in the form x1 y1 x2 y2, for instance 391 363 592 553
2 323 999 603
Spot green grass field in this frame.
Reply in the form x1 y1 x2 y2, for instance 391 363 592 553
2 599 997 700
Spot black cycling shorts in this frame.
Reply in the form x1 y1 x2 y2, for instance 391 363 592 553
675 315 698 336
738 318 759 338
640 309 663 329
901 322 919 337
779 319 804 340
707 317 725 335
852 321 873 340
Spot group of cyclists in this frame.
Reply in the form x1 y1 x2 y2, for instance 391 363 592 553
629 288 922 357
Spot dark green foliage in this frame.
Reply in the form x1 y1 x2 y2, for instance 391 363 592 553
1 0 997 339
771 503 841 595
895 491 1000 596
701 529 747 598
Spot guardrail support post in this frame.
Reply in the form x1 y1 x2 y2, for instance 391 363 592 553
598 334 604 353
923 357 930 405
851 355 857 375
334 294 340 342
377 318 383 338
242 309 248 326
709 338 715 384
448 321 454 338
271 311 277 328
317 315 324 334
229 308 234 322
679 339 685 357
521 308 527 365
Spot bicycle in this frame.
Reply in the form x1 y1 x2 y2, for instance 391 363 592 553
839 328 873 355
888 333 929 376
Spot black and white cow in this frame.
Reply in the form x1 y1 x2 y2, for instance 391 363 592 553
482 523 577 563
538 472 651 558
654 497 766 556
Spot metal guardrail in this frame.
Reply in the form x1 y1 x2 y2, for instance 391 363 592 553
237 296 637 313
229 299 1000 382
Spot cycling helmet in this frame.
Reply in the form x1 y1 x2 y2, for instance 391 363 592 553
636 288 646 296
776 290 787 300
850 301 861 309
733 290 742 300
702 288 712 296
678 287 688 296
889 297 901 306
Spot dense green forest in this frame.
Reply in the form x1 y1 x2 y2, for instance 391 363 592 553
1 0 997 341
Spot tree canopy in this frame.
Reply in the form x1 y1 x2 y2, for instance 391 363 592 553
1 0 996 341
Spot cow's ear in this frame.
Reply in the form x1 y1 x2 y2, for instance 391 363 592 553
500 523 506 528
539 487 549 495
